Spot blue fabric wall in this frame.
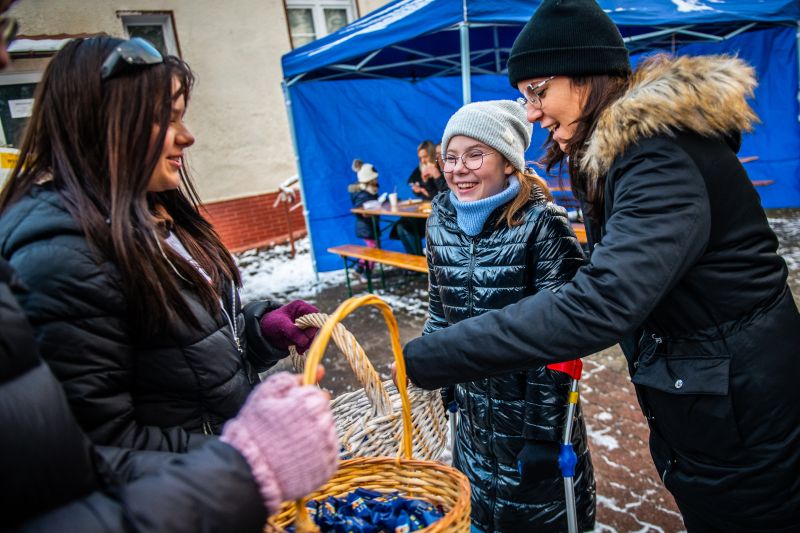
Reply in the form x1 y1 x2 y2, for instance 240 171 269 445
291 27 799 272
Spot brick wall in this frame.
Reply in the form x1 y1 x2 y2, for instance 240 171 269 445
202 191 307 253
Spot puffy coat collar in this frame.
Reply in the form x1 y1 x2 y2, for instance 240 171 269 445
579 54 758 180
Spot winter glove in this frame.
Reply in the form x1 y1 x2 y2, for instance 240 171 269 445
221 372 338 515
517 439 561 481
260 300 319 353
441 386 458 414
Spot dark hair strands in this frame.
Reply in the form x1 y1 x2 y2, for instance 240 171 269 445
541 74 630 220
0 36 240 337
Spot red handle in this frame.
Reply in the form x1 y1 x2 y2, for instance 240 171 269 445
546 359 583 380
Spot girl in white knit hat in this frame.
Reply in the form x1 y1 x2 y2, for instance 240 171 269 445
423 100 596 532
348 159 380 281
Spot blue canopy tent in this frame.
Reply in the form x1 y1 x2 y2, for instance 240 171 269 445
281 0 800 272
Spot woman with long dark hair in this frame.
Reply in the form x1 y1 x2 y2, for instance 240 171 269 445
402 0 800 531
0 36 318 452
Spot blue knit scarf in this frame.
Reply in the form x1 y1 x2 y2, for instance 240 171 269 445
449 175 520 237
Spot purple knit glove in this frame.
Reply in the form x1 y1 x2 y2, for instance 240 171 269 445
221 372 338 515
260 300 319 353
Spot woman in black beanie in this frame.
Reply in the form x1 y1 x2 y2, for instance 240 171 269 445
402 0 800 531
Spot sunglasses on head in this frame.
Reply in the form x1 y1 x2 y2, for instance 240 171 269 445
100 37 163 81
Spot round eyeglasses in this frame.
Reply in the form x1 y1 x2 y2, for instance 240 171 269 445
441 151 496 172
516 75 555 110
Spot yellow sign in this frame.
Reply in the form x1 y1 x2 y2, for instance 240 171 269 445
1 152 18 169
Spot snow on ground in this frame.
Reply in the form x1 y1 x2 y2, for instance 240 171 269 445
769 214 800 273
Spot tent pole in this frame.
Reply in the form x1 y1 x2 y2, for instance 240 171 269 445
797 21 800 122
460 22 471 104
281 80 320 282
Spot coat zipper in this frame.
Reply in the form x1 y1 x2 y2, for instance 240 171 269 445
221 284 243 354
468 239 477 317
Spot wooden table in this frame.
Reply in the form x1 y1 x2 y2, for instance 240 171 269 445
351 200 587 245
350 200 431 219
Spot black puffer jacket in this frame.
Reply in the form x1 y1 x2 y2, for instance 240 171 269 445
424 191 594 532
0 184 285 452
405 56 800 530
0 257 268 532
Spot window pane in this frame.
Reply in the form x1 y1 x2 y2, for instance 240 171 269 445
127 24 168 56
324 8 348 34
288 8 316 47
0 82 37 147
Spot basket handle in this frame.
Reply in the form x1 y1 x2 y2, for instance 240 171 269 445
291 313 392 416
292 295 414 533
301 295 414 457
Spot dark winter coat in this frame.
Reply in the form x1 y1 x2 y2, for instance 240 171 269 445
0 184 285 453
407 166 443 200
424 191 594 532
349 184 378 239
404 55 800 530
0 257 268 532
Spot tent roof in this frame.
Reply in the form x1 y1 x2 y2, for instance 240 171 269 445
282 0 799 80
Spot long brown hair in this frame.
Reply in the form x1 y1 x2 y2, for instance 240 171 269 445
0 37 240 336
541 74 630 220
497 167 553 228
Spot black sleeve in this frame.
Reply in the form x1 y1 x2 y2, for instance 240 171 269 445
522 208 584 440
404 137 711 389
8 242 205 453
242 300 286 372
17 441 267 533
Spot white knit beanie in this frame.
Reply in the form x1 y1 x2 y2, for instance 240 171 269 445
441 100 532 171
357 163 379 183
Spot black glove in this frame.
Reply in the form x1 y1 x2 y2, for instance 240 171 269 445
517 439 561 481
440 386 457 413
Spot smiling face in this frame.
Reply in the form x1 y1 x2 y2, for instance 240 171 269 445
443 135 514 202
517 76 585 153
147 77 195 192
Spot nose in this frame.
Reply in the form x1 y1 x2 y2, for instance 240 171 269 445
452 157 470 174
526 106 543 124
176 123 195 148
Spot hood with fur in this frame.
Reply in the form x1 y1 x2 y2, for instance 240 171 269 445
579 54 759 180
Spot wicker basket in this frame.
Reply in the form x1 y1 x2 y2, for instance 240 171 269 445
289 312 448 461
268 294 471 533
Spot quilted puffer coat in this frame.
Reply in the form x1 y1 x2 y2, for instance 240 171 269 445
424 190 595 532
0 184 285 452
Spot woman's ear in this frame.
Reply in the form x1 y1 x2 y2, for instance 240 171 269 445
504 160 515 176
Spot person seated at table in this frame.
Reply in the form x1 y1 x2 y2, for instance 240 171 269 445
348 159 379 281
408 140 447 199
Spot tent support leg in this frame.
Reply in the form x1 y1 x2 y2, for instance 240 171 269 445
282 80 319 283
460 21 472 104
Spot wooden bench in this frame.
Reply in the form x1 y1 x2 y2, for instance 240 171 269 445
328 244 427 296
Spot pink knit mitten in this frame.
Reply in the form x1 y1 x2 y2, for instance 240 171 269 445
221 372 338 514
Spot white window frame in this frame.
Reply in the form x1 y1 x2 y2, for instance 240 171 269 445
285 0 356 48
119 12 180 57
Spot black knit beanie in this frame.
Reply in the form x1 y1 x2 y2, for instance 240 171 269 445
507 0 631 87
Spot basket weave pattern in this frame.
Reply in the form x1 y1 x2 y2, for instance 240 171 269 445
291 313 448 461
268 295 470 533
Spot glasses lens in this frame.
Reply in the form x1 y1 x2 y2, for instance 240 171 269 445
101 37 164 80
464 153 484 170
443 156 457 172
118 37 163 64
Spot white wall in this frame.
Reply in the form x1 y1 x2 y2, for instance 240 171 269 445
7 0 389 202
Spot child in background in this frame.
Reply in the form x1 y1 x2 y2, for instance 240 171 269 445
349 159 380 280
423 100 595 532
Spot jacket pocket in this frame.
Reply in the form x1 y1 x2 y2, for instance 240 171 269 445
633 351 743 460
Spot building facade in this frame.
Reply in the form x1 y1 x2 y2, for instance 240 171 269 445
4 0 387 251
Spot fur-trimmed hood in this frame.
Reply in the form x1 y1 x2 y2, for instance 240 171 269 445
579 54 759 180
